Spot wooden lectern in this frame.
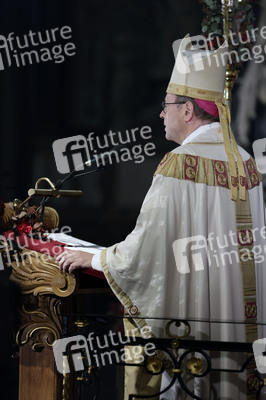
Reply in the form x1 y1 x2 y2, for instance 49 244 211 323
9 246 111 400
0 200 111 400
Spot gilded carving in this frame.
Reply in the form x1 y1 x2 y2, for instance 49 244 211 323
9 248 76 297
16 295 62 351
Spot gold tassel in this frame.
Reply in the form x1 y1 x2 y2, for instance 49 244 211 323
225 104 246 201
216 102 238 201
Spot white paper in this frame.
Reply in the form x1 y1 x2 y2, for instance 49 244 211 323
47 232 105 255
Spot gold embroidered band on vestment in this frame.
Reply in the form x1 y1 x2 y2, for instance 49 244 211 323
100 248 153 336
154 153 261 191
234 191 258 398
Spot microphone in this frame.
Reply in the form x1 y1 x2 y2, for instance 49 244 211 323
30 143 134 213
28 188 83 198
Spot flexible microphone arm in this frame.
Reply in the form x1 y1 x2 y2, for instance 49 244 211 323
33 157 106 214
28 142 128 214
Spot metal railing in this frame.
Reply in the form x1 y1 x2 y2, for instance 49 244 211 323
57 313 266 400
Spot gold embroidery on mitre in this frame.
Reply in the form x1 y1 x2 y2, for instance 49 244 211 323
167 83 223 102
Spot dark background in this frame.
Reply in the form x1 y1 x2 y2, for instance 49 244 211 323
0 0 203 246
0 1 263 399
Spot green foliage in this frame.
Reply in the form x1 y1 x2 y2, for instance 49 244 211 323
198 0 257 69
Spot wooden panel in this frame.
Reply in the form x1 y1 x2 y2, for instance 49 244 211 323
19 344 61 400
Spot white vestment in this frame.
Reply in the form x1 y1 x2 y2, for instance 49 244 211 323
92 123 266 399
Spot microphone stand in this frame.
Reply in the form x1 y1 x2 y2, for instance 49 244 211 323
35 164 105 217
33 141 130 217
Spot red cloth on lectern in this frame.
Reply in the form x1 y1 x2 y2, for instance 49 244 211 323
4 231 105 279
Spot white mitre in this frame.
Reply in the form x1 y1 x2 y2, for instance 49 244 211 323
167 34 228 102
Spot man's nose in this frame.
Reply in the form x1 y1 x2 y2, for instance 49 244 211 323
160 110 165 119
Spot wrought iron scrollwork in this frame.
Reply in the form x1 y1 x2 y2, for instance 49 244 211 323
52 314 266 400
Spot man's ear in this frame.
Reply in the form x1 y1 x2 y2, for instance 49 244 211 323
183 101 194 122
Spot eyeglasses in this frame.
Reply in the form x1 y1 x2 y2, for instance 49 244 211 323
161 101 186 113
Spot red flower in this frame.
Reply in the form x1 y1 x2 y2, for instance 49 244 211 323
0 199 5 217
16 221 33 236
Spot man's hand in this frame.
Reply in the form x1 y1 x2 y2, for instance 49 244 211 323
56 250 94 275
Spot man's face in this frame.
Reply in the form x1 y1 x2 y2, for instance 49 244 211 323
160 93 186 144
